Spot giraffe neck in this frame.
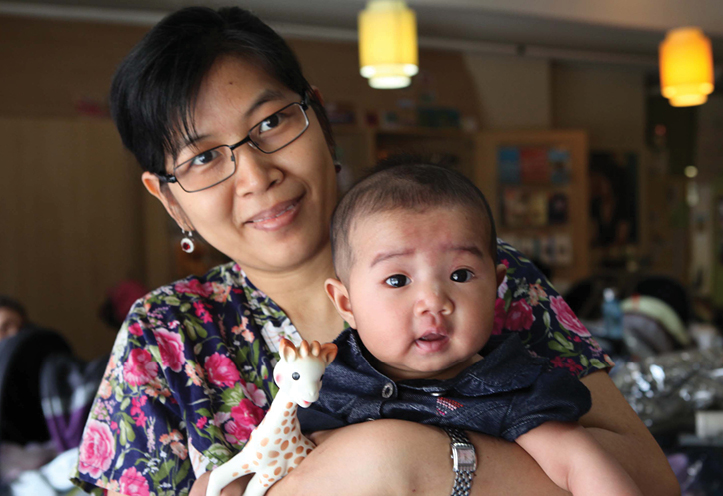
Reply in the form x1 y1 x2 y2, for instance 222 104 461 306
259 389 297 427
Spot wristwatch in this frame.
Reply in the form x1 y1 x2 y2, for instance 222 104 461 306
443 427 476 496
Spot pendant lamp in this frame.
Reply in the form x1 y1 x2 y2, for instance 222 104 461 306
358 0 419 89
659 27 714 107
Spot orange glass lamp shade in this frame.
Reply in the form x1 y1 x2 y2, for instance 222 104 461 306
359 0 419 89
659 27 714 107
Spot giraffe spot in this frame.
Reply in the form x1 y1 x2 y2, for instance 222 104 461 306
264 483 269 487
291 436 297 443
260 438 269 447
253 460 259 466
284 452 293 459
274 428 281 434
280 440 289 450
269 451 280 458
306 448 312 454
242 464 249 470
256 452 263 460
281 419 288 426
274 467 282 476
274 438 281 445
287 466 294 473
269 460 278 466
290 418 296 426
286 402 293 409
283 411 289 417
284 427 290 434
294 456 305 465
232 472 239 477
295 446 304 454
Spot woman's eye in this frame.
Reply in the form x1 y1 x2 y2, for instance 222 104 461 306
385 275 410 288
451 269 474 283
190 149 219 166
259 113 282 133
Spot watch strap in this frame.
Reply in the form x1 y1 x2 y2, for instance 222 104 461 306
443 427 476 496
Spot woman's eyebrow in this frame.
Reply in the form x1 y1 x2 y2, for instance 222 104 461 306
245 89 286 119
175 89 286 154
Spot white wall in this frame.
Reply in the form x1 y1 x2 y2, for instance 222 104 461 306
464 53 552 129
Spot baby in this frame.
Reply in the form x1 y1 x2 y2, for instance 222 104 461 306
298 158 641 496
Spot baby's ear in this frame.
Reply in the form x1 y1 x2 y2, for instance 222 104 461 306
324 278 357 329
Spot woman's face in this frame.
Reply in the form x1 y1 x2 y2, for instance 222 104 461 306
153 56 337 273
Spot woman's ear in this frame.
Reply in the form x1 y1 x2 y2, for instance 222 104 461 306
496 263 507 288
324 278 356 329
310 85 325 107
142 171 194 232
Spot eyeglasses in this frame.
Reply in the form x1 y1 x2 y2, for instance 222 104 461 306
158 97 310 193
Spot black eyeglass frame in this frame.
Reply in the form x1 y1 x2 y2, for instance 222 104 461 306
158 96 310 193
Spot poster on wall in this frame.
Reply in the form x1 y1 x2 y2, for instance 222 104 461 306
589 151 639 247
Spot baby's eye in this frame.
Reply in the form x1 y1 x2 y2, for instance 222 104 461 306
385 275 410 288
450 269 474 283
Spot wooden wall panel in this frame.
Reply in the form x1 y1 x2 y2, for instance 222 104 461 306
0 118 145 360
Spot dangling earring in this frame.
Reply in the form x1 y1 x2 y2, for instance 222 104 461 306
334 162 342 173
181 229 195 254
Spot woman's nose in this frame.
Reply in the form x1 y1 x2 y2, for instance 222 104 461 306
232 148 283 197
413 284 454 316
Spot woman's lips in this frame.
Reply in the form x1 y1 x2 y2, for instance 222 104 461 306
245 196 303 231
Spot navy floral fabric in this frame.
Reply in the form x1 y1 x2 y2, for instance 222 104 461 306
71 240 612 496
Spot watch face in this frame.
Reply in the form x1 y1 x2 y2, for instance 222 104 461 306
458 448 476 466
453 445 477 471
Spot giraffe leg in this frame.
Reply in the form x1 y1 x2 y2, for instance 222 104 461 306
206 453 253 496
242 473 272 496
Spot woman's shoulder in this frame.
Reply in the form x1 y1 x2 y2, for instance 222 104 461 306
130 261 247 320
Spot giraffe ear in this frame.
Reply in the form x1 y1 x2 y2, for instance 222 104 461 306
280 338 298 363
319 343 338 365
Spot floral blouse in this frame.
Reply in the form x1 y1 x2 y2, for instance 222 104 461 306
71 240 612 496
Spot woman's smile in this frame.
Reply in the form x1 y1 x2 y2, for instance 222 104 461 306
244 194 304 231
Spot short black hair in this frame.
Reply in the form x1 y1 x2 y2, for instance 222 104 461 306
110 6 334 175
0 295 27 322
331 155 498 281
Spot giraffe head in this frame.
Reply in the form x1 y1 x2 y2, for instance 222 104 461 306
273 339 337 408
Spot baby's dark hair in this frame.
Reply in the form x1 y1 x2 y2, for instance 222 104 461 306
331 154 498 281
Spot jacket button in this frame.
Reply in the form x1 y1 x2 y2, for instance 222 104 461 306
381 382 394 398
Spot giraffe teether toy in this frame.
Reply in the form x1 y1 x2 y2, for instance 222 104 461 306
206 338 337 496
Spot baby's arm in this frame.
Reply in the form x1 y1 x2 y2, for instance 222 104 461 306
515 421 642 496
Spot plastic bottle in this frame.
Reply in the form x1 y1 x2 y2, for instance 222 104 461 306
602 288 623 339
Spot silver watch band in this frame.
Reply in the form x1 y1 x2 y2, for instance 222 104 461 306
443 427 476 496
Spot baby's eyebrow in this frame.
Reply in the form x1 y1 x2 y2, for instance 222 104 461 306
370 249 414 268
448 245 485 258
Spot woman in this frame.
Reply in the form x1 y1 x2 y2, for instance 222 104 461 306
71 6 677 496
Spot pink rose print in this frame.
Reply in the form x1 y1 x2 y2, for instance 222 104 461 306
174 279 213 297
550 296 591 336
154 329 185 372
241 382 268 407
78 420 115 478
123 349 158 387
128 322 144 336
205 353 241 387
196 416 208 429
224 399 266 445
505 299 535 331
119 466 150 496
193 301 213 324
130 396 148 427
492 299 507 335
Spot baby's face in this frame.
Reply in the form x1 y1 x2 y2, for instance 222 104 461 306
342 206 505 381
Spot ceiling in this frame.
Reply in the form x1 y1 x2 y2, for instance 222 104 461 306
2 0 723 65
